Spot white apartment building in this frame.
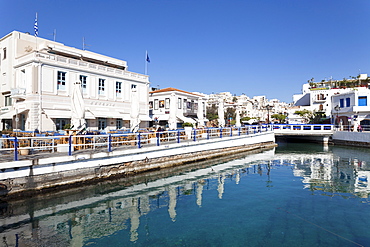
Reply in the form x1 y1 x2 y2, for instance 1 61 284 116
0 31 150 132
331 87 370 129
149 87 207 129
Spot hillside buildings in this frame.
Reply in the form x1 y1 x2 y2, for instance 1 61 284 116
0 31 150 132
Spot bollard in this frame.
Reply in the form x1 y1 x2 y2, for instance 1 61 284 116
108 134 112 152
14 137 18 161
137 133 141 148
68 135 72 156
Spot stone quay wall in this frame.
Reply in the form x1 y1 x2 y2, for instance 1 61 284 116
332 131 370 147
0 131 275 198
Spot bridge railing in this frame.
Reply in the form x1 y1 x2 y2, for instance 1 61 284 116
273 124 334 132
0 125 273 161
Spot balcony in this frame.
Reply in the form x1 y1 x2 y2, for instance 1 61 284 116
10 88 26 99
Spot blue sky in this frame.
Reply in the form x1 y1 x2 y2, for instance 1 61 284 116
2 0 370 103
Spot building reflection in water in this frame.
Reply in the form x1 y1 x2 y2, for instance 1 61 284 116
0 148 370 246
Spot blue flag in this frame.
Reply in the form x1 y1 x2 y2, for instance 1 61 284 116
146 52 150 63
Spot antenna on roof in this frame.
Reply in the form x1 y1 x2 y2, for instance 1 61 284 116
82 37 91 50
48 29 56 41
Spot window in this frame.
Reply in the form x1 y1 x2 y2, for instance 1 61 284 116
55 119 70 130
159 100 165 108
154 99 159 110
165 98 170 109
80 75 87 93
149 101 153 109
116 81 122 97
3 48 6 60
358 96 367 106
346 98 350 107
131 84 137 89
98 118 107 130
178 98 182 109
98 79 105 95
339 99 344 108
57 71 66 90
116 119 122 129
4 95 12 106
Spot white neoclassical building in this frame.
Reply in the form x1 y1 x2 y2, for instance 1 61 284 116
0 31 150 132
148 87 207 129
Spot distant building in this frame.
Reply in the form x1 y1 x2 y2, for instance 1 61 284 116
293 76 370 122
0 31 150 132
149 87 207 129
331 87 370 130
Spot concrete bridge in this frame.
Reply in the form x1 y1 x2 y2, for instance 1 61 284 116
273 124 334 144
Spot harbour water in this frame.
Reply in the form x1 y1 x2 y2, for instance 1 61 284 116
1 142 370 247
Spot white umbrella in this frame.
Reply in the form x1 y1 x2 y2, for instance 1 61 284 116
235 107 241 127
130 88 141 132
218 98 225 127
71 82 86 132
168 93 177 130
197 99 205 128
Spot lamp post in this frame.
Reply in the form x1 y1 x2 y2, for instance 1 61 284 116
334 105 340 128
266 105 273 126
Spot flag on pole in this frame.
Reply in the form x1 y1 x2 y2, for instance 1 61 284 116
34 13 38 37
146 51 150 63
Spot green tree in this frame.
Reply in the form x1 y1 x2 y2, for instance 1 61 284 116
206 104 218 121
294 109 314 123
271 114 286 123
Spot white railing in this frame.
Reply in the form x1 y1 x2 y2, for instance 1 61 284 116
273 124 334 134
0 126 273 161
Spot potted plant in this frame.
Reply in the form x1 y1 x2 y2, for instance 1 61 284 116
182 122 193 139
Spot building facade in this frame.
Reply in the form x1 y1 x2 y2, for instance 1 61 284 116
331 87 370 130
0 31 150 132
149 87 207 129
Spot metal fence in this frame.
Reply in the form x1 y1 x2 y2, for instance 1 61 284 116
0 125 272 161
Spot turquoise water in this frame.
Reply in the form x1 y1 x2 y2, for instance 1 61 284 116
1 142 370 246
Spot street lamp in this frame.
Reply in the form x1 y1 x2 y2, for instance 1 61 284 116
334 105 340 128
266 105 273 126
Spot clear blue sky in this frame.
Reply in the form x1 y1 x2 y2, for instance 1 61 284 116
2 0 370 103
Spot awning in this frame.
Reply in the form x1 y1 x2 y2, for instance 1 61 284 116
139 115 152 121
0 110 16 119
152 115 169 121
90 110 128 119
85 111 95 119
44 109 71 118
177 115 196 124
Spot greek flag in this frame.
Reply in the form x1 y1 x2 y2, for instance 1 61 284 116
34 13 38 37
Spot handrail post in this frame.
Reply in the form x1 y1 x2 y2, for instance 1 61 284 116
137 133 141 148
207 128 210 140
68 135 72 156
230 127 232 137
108 134 112 152
156 132 160 146
238 127 241 136
193 129 196 141
220 128 222 138
177 130 180 143
14 137 18 161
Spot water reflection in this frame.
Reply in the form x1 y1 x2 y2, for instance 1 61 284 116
0 145 369 246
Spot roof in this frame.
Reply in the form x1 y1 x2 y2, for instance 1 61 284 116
150 87 203 97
